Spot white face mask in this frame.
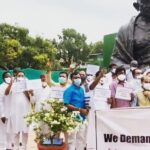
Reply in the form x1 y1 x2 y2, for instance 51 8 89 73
111 68 116 74
136 75 143 79
17 77 25 81
100 77 105 85
42 82 47 87
143 83 150 91
74 79 81 87
117 74 126 81
5 77 11 84
131 67 136 71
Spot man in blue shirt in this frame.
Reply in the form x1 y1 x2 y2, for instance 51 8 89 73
63 71 88 150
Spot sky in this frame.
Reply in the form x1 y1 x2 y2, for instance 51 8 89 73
0 0 138 43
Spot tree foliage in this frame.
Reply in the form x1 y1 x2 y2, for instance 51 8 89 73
0 23 57 70
54 28 91 66
0 23 103 70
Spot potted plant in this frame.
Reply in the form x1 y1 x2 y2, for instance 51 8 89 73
25 99 82 150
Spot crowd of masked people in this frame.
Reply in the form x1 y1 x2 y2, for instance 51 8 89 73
0 60 150 150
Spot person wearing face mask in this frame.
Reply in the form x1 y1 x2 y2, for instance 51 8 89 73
129 68 143 106
8 71 31 150
130 68 143 91
63 71 89 150
79 70 90 93
126 60 138 81
86 70 109 150
47 71 70 88
137 76 150 106
105 63 117 86
31 74 52 112
109 66 134 108
0 71 13 150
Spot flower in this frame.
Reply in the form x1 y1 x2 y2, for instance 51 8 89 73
25 99 82 143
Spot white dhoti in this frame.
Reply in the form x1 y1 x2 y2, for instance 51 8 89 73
68 121 88 150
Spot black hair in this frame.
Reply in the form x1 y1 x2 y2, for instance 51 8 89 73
115 66 126 75
2 71 11 81
59 71 68 78
13 67 21 75
16 71 25 76
95 70 101 78
40 74 46 78
70 71 79 80
109 63 117 69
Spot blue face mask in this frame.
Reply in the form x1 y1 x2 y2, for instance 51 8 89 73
59 77 67 84
74 79 81 87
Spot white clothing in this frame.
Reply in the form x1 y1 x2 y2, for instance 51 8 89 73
105 72 113 87
0 120 6 150
68 121 88 150
0 83 13 149
13 132 28 150
129 79 142 107
126 69 134 81
0 83 12 118
9 91 31 134
86 107 96 150
87 85 110 150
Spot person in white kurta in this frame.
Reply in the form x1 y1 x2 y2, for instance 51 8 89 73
33 74 51 112
0 84 6 150
0 71 13 150
9 72 31 150
87 70 110 150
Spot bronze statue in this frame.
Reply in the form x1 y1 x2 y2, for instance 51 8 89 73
112 0 150 68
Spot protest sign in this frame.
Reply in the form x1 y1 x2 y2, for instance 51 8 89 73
27 79 42 90
94 88 111 99
115 87 132 101
96 108 150 150
12 80 27 93
50 86 65 99
86 64 100 76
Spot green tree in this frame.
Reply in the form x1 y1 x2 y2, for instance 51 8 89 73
55 28 91 66
90 41 103 54
0 23 58 70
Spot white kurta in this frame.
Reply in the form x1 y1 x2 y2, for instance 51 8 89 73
10 91 31 134
87 84 111 150
0 83 12 149
0 83 12 119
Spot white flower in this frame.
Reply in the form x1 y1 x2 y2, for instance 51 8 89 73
51 120 60 125
61 107 67 112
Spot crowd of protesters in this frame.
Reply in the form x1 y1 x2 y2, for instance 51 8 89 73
0 61 150 150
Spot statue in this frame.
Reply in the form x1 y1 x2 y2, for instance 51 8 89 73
112 0 150 68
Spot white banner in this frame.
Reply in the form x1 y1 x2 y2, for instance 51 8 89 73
96 108 150 150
